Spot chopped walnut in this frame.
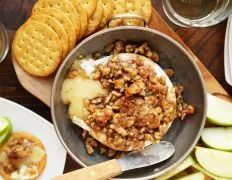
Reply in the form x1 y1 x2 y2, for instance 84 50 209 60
92 70 101 80
125 44 135 53
100 67 111 77
92 108 113 126
114 78 125 90
145 50 153 58
86 144 95 154
114 41 125 54
111 125 128 137
164 69 175 78
151 51 160 63
104 43 115 53
67 41 195 158
93 52 102 60
108 149 116 157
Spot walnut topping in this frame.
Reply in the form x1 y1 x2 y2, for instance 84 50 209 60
68 41 195 158
104 41 160 63
83 55 178 152
1 136 33 173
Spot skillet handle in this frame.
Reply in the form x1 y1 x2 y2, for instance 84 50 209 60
107 13 148 27
51 159 122 180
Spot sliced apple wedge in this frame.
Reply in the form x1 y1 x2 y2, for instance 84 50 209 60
176 172 204 180
156 156 194 180
207 94 232 126
201 127 232 151
0 126 11 146
192 163 230 180
0 116 10 135
0 116 12 146
195 147 232 178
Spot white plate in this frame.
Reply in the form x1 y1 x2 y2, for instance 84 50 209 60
0 97 66 179
225 15 232 86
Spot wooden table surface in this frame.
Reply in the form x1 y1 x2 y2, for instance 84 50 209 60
0 0 232 174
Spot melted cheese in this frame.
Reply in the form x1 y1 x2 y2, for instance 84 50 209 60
61 76 106 119
11 165 38 180
1 146 44 180
24 146 45 164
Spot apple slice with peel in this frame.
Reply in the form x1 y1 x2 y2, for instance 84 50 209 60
195 147 232 178
176 172 204 180
0 126 12 146
0 116 10 135
201 127 232 151
192 163 230 180
207 94 232 126
0 116 12 146
156 156 194 180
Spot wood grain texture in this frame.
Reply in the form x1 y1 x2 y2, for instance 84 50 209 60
12 58 53 106
52 159 122 180
0 0 231 175
10 7 229 106
149 10 227 95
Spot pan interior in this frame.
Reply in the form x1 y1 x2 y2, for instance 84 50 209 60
51 27 206 180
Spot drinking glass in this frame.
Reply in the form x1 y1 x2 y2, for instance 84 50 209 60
0 22 9 63
163 0 232 27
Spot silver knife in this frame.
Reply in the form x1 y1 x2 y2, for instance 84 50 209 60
52 141 175 180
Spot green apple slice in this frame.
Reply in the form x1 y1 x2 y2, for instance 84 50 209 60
176 172 204 180
156 156 194 180
0 116 12 146
207 94 232 126
0 116 10 134
195 147 232 178
201 127 232 151
192 163 230 180
0 126 11 146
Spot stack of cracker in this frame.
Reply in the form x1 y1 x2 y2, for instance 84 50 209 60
12 0 153 77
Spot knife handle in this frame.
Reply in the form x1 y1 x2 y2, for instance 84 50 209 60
52 159 123 180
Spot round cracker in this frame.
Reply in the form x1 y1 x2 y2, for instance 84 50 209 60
68 0 88 40
13 20 62 77
81 0 98 18
0 132 46 180
86 0 103 36
141 0 152 23
123 0 144 26
34 8 76 51
99 0 114 28
32 0 81 40
109 0 126 27
31 14 69 58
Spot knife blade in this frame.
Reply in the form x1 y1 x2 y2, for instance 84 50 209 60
52 141 175 180
117 141 175 171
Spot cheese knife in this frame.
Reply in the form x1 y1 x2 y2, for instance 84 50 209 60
52 141 175 180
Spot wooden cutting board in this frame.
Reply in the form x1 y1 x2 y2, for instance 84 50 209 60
12 8 228 107
11 7 232 179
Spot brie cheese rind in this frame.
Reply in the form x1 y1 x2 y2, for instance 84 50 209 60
61 54 176 151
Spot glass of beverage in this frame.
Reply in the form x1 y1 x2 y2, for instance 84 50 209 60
0 22 9 63
163 0 232 27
